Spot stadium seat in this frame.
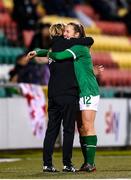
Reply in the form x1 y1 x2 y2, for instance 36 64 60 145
92 52 119 68
74 4 99 20
92 35 131 52
85 25 101 35
0 0 4 9
0 46 24 64
0 12 11 26
95 21 127 36
99 69 131 86
100 87 116 97
3 0 13 11
41 15 78 24
111 52 131 69
0 87 6 97
23 30 35 48
4 21 18 42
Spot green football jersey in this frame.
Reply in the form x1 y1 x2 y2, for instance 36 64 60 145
49 45 99 97
67 45 99 97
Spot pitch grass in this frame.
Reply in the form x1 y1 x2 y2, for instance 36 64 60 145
0 149 131 179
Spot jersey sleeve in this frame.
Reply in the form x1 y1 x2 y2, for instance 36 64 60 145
48 45 86 61
48 50 75 61
35 48 48 57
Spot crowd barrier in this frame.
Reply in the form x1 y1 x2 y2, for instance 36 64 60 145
0 97 131 149
72 98 130 147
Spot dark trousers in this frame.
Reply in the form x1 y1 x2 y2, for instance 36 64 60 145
43 95 79 166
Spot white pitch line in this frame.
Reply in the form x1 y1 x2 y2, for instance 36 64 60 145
97 155 131 158
0 158 21 163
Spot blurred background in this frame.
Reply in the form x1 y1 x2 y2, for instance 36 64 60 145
0 0 131 150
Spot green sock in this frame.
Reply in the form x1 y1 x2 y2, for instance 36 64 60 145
80 136 87 164
83 135 97 165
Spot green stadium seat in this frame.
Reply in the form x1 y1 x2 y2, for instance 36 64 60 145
0 87 6 97
0 46 24 64
100 88 115 97
0 32 8 45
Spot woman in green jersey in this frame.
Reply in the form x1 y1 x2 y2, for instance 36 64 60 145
48 23 100 172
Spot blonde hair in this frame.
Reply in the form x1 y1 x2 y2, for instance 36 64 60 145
49 23 66 38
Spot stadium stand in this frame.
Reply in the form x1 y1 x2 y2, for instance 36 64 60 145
0 0 131 93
